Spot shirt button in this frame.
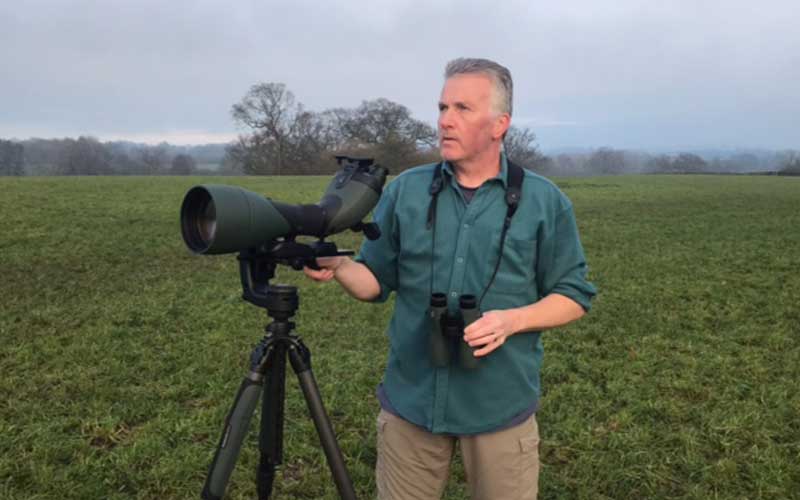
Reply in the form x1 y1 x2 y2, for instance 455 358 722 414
451 292 458 298
456 257 464 264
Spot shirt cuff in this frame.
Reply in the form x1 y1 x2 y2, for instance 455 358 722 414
550 282 596 312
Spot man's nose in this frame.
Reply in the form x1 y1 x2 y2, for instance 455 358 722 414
438 109 454 129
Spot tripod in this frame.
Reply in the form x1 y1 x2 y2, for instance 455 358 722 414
201 248 357 500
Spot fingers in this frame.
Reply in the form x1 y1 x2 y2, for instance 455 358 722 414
473 336 505 357
464 315 499 344
304 256 347 282
303 266 335 282
463 316 487 337
315 256 343 270
463 311 509 357
466 330 496 348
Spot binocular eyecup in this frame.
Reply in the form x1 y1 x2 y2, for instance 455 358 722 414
428 293 481 369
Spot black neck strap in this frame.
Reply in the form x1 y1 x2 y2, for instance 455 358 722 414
427 160 525 307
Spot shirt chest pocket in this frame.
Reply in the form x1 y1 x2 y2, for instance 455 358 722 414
479 232 537 294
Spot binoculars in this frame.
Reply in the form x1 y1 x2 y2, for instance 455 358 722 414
428 293 481 369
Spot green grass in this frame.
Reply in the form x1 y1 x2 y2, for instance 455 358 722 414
1 175 798 499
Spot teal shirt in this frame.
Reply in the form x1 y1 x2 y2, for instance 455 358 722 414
356 154 596 435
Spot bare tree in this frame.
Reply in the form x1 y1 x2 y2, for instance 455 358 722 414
219 151 245 175
57 136 112 175
586 148 626 175
342 98 436 148
170 153 197 175
778 150 800 175
723 153 760 173
334 98 437 172
230 84 439 174
317 108 354 151
138 144 168 175
20 138 65 174
503 126 549 172
230 82 343 174
645 154 673 174
552 154 581 175
288 110 340 173
672 153 707 174
231 83 307 174
0 140 25 175
108 149 141 175
226 134 275 175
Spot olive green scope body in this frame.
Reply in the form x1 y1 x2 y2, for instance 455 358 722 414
180 160 387 255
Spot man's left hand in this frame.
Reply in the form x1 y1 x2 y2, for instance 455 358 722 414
463 310 519 357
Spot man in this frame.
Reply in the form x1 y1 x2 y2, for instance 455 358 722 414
305 58 596 500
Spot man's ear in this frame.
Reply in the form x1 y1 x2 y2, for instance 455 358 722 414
492 113 511 141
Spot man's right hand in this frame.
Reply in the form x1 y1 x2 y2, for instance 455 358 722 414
303 256 346 282
303 256 381 301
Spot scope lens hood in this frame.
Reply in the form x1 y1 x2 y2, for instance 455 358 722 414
181 186 217 253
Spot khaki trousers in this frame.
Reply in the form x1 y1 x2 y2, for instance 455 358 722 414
375 409 540 500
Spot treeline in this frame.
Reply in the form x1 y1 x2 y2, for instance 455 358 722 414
0 81 546 177
539 149 800 176
0 138 229 176
1 80 799 176
3 135 798 177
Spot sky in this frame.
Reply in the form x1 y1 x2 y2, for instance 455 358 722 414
1 0 798 151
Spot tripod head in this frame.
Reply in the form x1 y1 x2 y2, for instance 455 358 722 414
237 237 354 309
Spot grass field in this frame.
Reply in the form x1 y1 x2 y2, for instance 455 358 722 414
1 174 799 499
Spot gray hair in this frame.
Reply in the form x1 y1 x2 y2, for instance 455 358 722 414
444 58 513 116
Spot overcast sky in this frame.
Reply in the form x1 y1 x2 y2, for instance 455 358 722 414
1 0 798 150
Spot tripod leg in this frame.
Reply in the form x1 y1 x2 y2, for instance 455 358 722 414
201 375 264 500
288 342 357 500
257 343 287 500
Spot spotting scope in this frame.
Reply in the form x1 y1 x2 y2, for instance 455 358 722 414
180 156 387 256
180 157 388 500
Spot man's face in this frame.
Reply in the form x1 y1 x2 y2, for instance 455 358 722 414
438 73 507 164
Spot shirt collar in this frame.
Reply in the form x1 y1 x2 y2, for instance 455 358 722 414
441 152 509 189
